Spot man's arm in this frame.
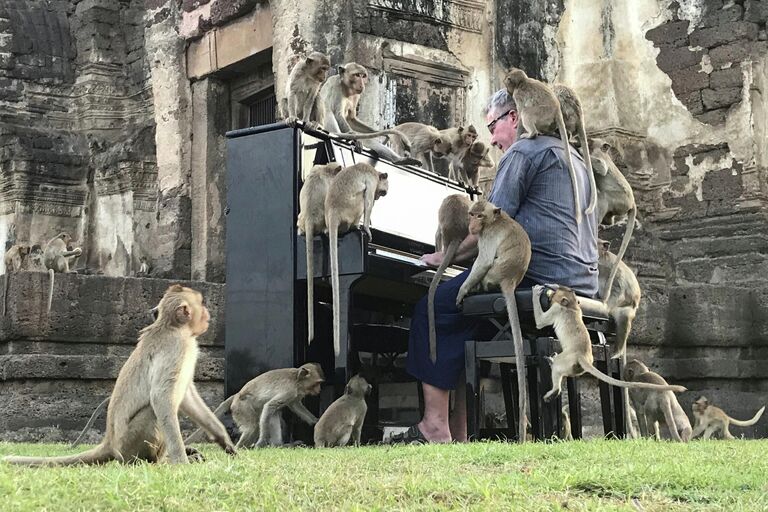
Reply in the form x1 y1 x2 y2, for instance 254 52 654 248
420 233 478 267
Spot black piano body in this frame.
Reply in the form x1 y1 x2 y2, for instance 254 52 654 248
224 122 471 399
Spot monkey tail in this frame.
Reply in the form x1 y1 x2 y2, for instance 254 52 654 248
46 268 54 314
329 218 341 357
556 111 582 224
306 224 315 345
603 207 636 304
71 396 110 448
184 395 235 444
610 306 636 360
2 270 9 317
501 282 529 443
427 240 459 364
331 129 412 148
728 406 765 427
578 115 597 215
3 443 115 467
578 355 686 392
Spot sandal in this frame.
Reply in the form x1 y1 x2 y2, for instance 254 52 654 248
386 425 428 445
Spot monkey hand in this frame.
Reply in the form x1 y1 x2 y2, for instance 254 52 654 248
456 287 468 308
73 247 83 256
224 443 237 456
285 116 299 128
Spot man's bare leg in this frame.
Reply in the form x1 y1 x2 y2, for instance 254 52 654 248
418 382 453 443
449 372 467 442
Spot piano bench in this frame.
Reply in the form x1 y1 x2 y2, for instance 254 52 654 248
460 289 625 442
350 324 424 434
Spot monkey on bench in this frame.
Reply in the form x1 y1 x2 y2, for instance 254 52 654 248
4 285 236 466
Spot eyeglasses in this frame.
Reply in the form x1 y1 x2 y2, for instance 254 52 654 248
487 109 515 135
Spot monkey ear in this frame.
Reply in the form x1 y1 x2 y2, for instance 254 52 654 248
559 296 570 307
379 173 388 180
602 141 611 152
174 303 191 324
305 56 314 64
435 138 442 145
493 207 501 217
337 65 346 75
167 284 185 293
600 240 611 251
298 367 310 379
344 382 352 395
457 126 464 133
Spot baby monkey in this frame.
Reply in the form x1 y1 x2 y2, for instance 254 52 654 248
314 374 371 447
623 359 692 442
691 396 765 440
532 286 687 401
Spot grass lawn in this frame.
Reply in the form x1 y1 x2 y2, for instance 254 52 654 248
0 439 766 511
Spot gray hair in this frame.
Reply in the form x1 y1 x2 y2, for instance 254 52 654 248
484 89 516 116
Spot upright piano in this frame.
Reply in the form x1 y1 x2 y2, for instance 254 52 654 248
224 122 473 399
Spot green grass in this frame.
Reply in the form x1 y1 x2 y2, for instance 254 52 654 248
1 439 766 511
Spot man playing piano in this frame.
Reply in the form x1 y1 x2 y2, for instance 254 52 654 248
397 89 599 444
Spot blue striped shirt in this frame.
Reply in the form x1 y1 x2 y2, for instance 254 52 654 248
488 135 599 297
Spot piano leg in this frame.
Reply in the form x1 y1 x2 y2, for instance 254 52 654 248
320 274 357 413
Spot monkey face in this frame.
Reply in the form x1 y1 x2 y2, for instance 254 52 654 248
463 127 478 146
161 285 210 335
623 359 648 381
692 396 709 414
375 173 389 199
345 375 372 396
432 137 451 157
467 200 498 235
551 287 579 311
503 68 527 91
342 64 368 94
298 363 325 395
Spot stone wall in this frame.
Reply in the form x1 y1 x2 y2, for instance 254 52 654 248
0 273 224 442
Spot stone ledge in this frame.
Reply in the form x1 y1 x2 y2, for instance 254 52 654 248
0 273 225 346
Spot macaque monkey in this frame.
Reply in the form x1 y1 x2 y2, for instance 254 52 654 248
590 138 637 302
297 163 344 344
455 199 532 442
319 62 420 165
4 285 236 466
314 374 371 448
3 244 30 316
43 233 82 314
186 363 325 448
598 240 642 436
532 286 686 402
504 68 592 223
691 396 765 440
325 163 389 356
623 359 692 442
136 256 150 277
443 125 479 181
4 244 29 272
560 405 574 441
392 122 452 172
428 194 471 363
283 51 331 129
456 141 494 187
552 84 597 214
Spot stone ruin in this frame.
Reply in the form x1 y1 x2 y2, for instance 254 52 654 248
0 0 766 440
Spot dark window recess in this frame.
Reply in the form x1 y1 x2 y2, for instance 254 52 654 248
246 86 277 127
